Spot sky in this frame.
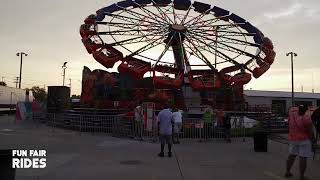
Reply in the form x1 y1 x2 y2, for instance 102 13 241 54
0 0 319 95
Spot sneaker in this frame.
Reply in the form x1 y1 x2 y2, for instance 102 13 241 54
158 152 164 157
168 152 172 157
284 172 293 178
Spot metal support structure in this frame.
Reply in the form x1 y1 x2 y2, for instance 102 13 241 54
78 3 273 114
62 62 68 86
16 52 28 89
92 4 263 75
286 52 297 107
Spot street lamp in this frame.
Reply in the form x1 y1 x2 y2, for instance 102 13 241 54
16 52 28 89
286 52 297 107
62 62 68 86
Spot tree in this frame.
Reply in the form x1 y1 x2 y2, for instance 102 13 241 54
0 81 7 86
71 94 81 99
31 86 47 103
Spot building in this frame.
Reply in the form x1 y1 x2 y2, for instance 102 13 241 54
244 90 320 115
0 86 33 111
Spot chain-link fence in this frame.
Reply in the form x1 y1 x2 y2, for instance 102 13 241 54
32 112 258 143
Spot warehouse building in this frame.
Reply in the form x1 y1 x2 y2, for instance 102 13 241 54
244 90 320 115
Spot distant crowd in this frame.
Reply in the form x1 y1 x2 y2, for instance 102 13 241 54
132 103 234 157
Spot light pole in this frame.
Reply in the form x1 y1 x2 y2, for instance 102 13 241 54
16 52 28 89
286 52 297 107
62 62 68 86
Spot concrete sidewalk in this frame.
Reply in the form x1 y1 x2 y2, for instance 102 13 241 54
1 115 319 180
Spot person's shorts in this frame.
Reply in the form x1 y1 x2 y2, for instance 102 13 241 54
174 123 182 133
159 135 172 145
289 140 313 158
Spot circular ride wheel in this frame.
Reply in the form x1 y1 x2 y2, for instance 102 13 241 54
80 0 276 90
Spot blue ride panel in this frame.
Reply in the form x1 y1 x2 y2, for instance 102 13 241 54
96 9 106 21
211 6 229 18
134 0 152 5
102 4 122 14
229 13 246 24
153 0 172 5
253 33 263 44
239 22 263 44
117 0 136 8
193 1 211 13
173 0 191 10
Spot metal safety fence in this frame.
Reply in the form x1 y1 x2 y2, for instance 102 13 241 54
33 112 257 142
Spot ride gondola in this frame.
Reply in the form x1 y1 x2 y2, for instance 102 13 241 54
93 45 123 68
152 65 184 89
117 56 151 79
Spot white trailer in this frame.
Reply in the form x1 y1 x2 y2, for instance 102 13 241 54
0 86 34 110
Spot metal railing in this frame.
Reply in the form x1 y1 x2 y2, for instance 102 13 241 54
32 112 257 142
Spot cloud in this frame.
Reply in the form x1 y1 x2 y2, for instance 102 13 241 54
252 1 320 26
264 3 303 20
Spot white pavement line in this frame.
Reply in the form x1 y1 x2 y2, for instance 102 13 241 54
264 171 286 180
0 132 15 136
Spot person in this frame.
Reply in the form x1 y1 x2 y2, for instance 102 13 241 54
310 107 320 158
311 107 320 137
134 103 143 140
202 106 213 140
285 105 315 180
223 112 232 143
216 108 224 127
157 104 174 157
172 107 183 144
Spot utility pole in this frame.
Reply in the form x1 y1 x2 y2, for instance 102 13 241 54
62 62 67 86
16 52 28 89
286 52 297 107
312 73 314 93
68 78 72 94
14 77 19 88
1 76 4 82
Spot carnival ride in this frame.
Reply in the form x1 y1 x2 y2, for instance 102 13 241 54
80 0 276 110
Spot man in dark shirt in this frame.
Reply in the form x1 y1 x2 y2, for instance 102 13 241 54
223 113 231 143
311 107 320 137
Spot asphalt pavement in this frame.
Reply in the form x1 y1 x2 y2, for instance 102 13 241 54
0 115 319 180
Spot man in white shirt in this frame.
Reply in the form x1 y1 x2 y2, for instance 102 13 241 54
172 107 183 144
158 104 174 157
134 104 143 140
